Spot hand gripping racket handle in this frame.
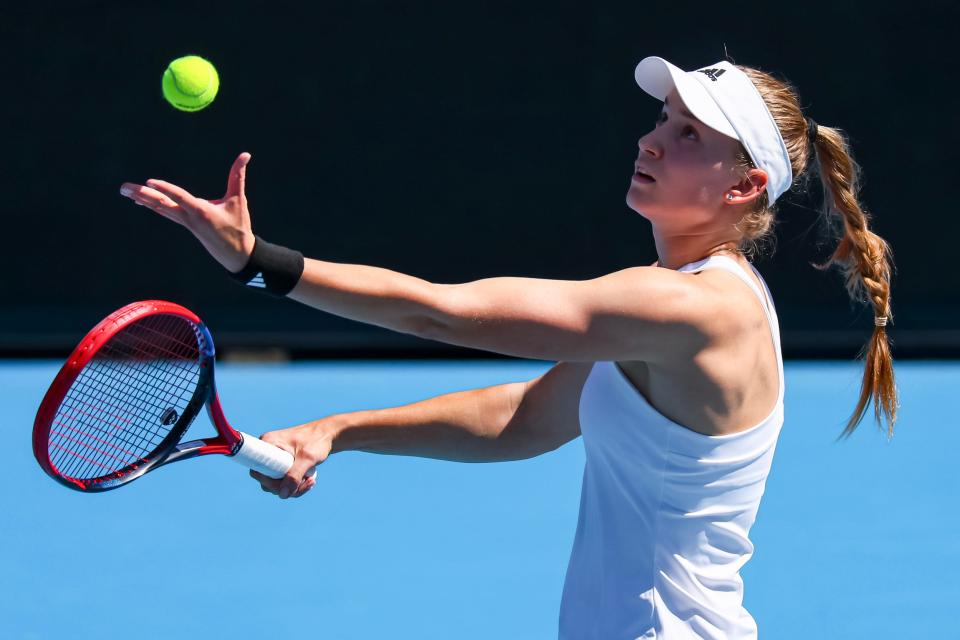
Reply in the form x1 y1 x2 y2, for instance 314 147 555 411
233 431 316 481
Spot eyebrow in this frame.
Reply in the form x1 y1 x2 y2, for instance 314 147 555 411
663 96 700 123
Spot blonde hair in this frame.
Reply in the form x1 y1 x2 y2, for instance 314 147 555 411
732 64 899 439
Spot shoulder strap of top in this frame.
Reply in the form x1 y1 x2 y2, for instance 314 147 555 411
677 255 770 317
678 255 784 402
678 255 764 308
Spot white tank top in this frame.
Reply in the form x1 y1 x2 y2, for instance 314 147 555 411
558 255 785 640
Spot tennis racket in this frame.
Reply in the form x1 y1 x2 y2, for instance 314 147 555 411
33 300 311 492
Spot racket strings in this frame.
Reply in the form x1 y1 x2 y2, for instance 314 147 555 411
51 319 201 479
67 317 203 472
56 358 198 476
52 354 187 478
48 315 205 481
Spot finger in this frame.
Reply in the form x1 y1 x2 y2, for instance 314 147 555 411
279 462 314 498
226 152 251 199
289 459 317 482
294 468 317 494
144 179 203 211
278 460 317 499
119 182 140 197
120 183 178 208
278 476 299 499
293 476 316 498
127 194 186 226
249 469 282 493
126 186 185 215
137 185 182 209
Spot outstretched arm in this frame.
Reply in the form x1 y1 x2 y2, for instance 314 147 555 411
121 152 718 362
250 361 592 498
120 152 446 336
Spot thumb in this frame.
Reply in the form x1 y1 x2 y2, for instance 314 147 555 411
277 451 317 499
289 457 319 485
293 474 317 498
226 151 251 199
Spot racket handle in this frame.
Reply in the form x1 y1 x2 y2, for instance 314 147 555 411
232 431 320 483
232 432 293 478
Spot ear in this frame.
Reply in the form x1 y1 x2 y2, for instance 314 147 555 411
725 168 769 205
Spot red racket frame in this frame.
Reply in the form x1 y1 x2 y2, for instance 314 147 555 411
33 300 243 492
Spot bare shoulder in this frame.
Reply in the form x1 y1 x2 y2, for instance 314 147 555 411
611 265 748 358
424 258 758 363
686 263 769 334
582 263 764 366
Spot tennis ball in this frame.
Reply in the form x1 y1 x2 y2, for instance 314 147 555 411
162 55 219 112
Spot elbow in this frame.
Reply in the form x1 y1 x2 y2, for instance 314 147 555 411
407 312 453 341
490 430 571 461
407 282 463 342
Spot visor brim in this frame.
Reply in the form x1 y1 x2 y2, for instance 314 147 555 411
634 56 739 140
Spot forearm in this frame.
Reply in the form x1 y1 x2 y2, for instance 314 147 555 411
329 380 533 463
287 257 446 336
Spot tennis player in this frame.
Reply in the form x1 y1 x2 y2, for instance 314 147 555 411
120 55 898 638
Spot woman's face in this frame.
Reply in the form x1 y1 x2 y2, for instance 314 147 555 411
626 88 754 231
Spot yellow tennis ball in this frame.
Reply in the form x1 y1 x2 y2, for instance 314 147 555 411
162 55 219 112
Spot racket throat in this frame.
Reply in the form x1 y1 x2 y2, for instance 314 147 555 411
163 437 237 465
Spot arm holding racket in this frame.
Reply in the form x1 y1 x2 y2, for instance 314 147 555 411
251 362 588 498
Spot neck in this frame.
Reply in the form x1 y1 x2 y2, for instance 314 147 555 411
652 232 743 270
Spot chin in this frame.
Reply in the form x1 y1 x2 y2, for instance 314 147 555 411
626 191 656 219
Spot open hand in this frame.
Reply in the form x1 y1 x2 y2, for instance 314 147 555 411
120 152 256 273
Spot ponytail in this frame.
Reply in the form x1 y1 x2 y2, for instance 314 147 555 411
733 65 900 439
807 124 899 439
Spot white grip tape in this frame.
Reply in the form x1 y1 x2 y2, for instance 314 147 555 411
231 432 320 482
232 432 294 478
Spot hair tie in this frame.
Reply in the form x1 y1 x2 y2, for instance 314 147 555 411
806 116 818 147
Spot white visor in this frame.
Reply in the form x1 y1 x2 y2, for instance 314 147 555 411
634 56 793 204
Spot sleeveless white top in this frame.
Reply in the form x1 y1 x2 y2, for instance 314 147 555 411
558 255 785 639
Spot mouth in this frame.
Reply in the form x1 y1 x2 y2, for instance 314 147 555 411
632 169 656 183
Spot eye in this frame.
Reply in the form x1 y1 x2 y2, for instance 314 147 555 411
655 113 698 140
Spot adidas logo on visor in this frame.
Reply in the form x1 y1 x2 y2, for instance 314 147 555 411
696 68 726 82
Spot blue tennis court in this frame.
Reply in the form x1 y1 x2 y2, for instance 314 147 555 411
2 359 955 638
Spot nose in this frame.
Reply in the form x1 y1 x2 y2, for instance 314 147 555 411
638 132 661 159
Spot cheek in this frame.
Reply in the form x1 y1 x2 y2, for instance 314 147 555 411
660 168 712 200
671 157 730 193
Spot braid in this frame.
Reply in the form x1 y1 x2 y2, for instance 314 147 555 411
733 64 899 439
807 124 897 438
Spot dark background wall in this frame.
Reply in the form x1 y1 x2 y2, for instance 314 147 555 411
2 2 955 358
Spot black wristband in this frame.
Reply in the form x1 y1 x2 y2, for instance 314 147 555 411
228 235 305 297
